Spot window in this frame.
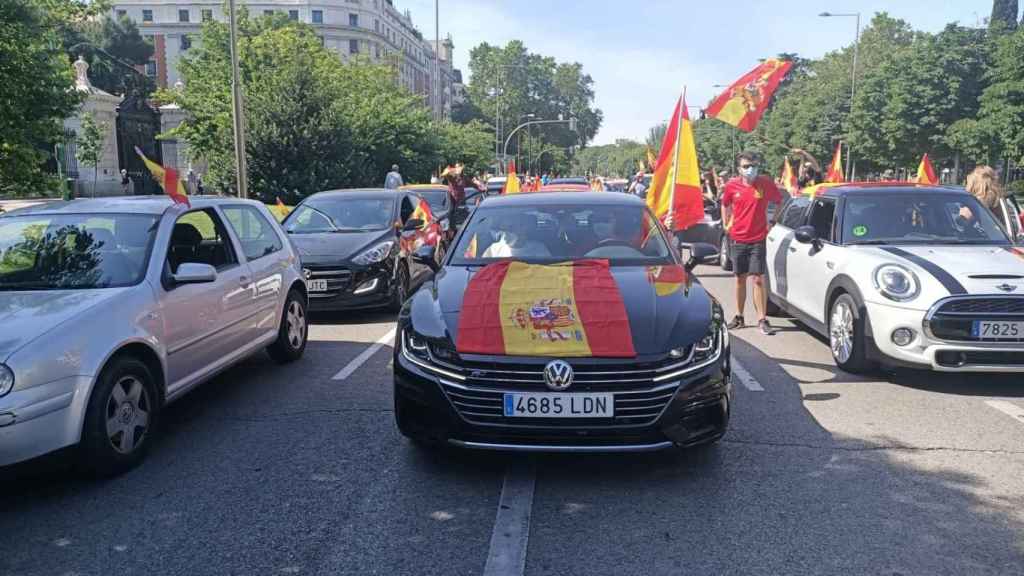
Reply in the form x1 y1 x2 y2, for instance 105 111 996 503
202 9 213 22
349 13 359 26
222 206 283 261
116 9 126 18
289 9 298 20
168 210 237 273
142 9 153 22
180 35 191 51
349 39 359 54
144 61 157 77
778 197 810 229
178 9 189 22
312 9 323 23
374 19 379 32
264 9 274 16
808 198 837 242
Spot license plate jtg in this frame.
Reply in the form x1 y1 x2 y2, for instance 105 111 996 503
308 279 329 292
972 320 1024 339
503 392 614 418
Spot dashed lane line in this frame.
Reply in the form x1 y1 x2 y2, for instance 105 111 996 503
482 459 536 576
331 328 397 381
984 400 1024 426
731 359 765 391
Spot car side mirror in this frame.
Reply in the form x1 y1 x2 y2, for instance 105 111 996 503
685 242 717 271
794 225 817 244
172 262 217 285
402 218 425 232
412 245 439 272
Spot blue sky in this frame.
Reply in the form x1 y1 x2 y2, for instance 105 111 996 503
400 0 995 144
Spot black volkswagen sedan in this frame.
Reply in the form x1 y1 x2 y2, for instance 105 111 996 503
282 189 435 311
393 192 731 452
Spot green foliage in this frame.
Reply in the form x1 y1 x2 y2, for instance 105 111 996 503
0 0 84 197
571 140 646 178
435 120 494 177
990 0 1019 31
1008 178 1024 198
972 26 1024 166
76 112 108 195
68 15 156 97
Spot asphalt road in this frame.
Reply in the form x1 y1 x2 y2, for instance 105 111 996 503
3 265 1024 576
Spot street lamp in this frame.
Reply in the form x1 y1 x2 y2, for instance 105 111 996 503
228 0 248 198
503 118 577 164
820 10 861 181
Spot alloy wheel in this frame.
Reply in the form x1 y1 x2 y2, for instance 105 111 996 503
105 376 151 455
286 300 306 350
830 300 855 364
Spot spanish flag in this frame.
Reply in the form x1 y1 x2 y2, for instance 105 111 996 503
646 265 688 297
504 161 522 194
781 159 798 195
646 147 657 171
647 95 704 232
825 142 844 183
704 59 793 132
135 147 189 206
915 153 938 185
456 260 636 358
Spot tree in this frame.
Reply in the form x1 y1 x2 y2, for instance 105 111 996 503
0 0 84 197
990 0 1019 31
970 26 1024 166
571 140 646 178
435 120 493 176
69 15 156 97
76 112 108 198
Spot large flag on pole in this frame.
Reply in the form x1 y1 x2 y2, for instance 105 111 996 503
646 94 704 232
825 142 844 183
781 159 798 195
503 161 522 194
915 153 939 185
704 59 793 132
135 147 189 206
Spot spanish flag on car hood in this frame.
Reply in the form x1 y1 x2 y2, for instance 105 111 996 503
456 260 637 357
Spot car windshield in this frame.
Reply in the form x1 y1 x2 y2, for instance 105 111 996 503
416 188 448 213
843 193 1010 245
0 213 158 291
285 198 393 233
451 204 673 265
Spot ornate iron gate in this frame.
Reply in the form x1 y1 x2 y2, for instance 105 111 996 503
115 83 162 195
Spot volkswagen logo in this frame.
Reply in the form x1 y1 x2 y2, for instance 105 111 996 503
543 360 574 391
996 283 1018 293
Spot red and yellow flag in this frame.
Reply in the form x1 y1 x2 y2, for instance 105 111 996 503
915 153 938 185
646 95 704 232
825 142 844 183
463 234 478 258
781 159 798 195
704 59 793 132
646 265 688 297
456 260 636 358
135 146 189 206
503 161 522 194
645 147 657 171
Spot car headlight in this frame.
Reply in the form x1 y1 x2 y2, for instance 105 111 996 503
353 241 395 265
873 264 920 302
0 364 14 397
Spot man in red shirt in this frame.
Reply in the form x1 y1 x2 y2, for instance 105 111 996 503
721 151 782 335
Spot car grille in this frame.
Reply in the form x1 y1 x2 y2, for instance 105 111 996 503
926 296 1024 342
304 266 352 296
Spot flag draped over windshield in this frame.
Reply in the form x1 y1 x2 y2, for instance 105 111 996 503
704 59 793 132
135 147 189 206
456 260 636 358
646 95 704 232
916 153 939 185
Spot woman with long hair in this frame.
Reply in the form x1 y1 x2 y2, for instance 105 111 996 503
965 165 1004 214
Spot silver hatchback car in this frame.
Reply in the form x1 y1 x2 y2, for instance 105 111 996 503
0 196 308 475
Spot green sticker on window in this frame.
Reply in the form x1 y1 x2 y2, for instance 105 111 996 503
852 225 868 237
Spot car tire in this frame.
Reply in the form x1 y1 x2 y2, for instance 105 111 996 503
828 293 875 374
79 356 159 477
719 235 732 271
268 289 308 364
390 263 410 312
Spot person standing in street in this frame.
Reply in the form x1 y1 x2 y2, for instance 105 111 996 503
721 151 782 335
120 169 131 195
629 171 647 199
384 164 404 189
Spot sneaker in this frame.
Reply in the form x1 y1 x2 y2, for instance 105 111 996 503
727 315 745 330
759 319 776 336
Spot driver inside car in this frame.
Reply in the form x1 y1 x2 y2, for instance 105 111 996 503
481 212 550 258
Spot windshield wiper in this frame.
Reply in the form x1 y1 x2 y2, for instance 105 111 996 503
848 239 891 245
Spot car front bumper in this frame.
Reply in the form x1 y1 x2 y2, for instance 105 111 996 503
393 346 732 452
0 375 92 467
865 300 1024 372
307 268 395 311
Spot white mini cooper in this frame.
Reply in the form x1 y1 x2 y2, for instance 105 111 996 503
766 183 1024 373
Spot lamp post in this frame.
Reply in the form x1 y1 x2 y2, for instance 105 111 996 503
228 0 248 198
820 11 861 181
503 118 576 164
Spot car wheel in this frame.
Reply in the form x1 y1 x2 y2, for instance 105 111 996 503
829 293 875 374
390 263 410 312
719 235 732 271
79 357 159 477
268 289 308 364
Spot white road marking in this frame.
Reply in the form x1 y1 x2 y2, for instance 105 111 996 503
331 328 396 381
483 459 536 576
731 359 765 391
984 400 1024 425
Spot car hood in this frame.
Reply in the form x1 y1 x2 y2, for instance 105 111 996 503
0 288 129 361
869 245 1024 295
288 230 392 261
409 264 713 356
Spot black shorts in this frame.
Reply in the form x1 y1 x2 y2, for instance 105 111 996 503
731 239 767 276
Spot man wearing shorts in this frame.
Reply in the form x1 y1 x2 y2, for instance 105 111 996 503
721 151 782 335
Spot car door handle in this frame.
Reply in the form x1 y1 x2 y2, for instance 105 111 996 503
788 247 797 253
767 236 776 242
827 261 835 270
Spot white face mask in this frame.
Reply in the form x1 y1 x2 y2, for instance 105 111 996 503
740 166 760 179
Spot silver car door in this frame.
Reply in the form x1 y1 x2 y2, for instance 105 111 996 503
219 204 287 342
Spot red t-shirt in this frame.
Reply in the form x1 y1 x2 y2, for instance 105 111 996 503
721 175 782 243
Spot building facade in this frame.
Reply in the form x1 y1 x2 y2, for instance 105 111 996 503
110 0 458 114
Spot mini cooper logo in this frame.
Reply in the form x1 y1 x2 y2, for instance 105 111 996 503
997 284 1018 292
543 360 574 391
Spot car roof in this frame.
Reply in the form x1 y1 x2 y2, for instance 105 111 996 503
2 195 264 217
539 184 591 192
481 191 645 207
810 182 970 198
304 188 402 201
400 184 448 191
